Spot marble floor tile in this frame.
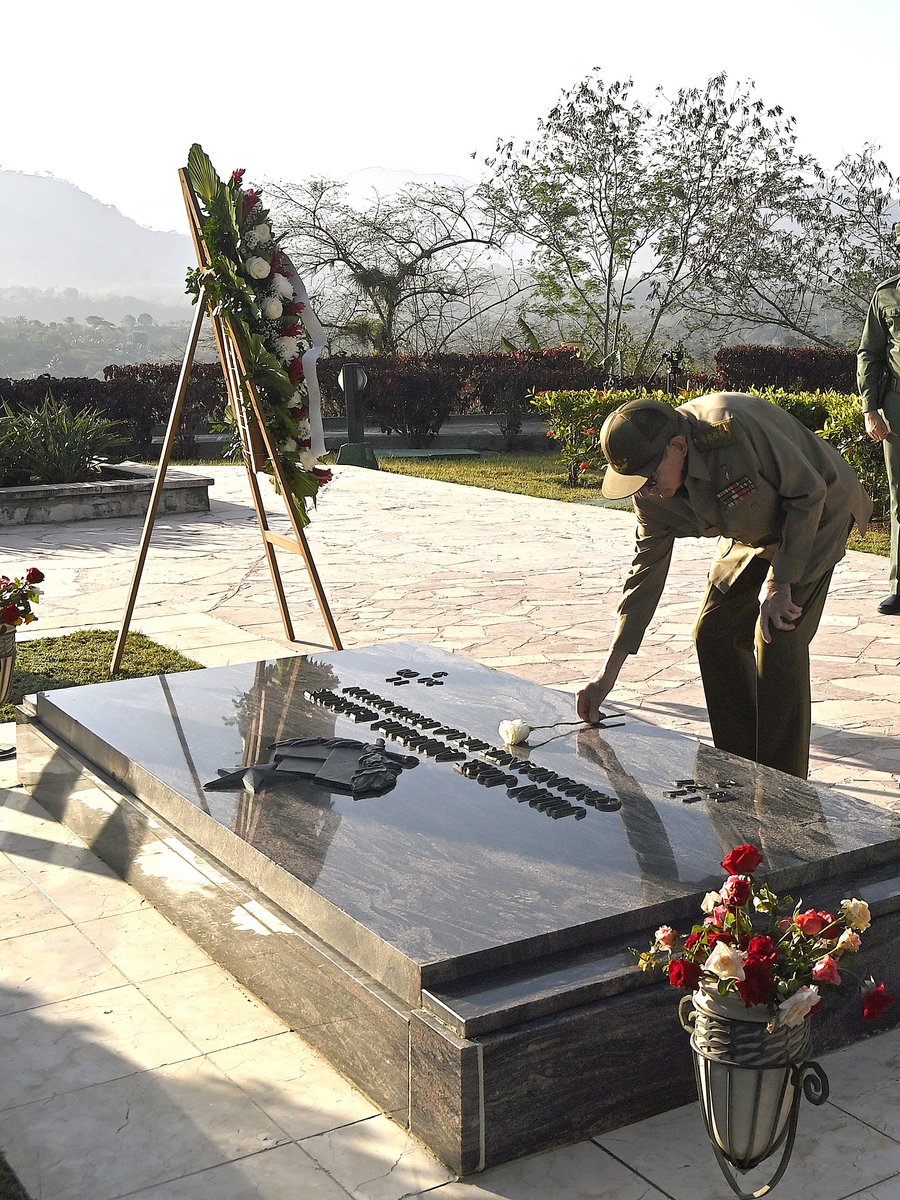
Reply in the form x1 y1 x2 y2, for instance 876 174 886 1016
0 983 199 1108
210 1031 379 1140
0 859 71 938
817 1028 900 1140
0 1056 290 1200
417 1140 668 1199
125 1142 355 1200
0 923 127 1015
301 1114 454 1200
595 1093 900 1200
79 905 214 982
140 964 287 1052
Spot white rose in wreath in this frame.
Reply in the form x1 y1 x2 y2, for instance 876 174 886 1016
245 256 271 280
261 297 283 320
281 437 297 454
299 448 319 470
498 719 532 745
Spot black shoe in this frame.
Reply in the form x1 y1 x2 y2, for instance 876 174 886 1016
878 593 900 615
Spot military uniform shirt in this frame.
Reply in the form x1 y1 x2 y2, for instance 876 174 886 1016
858 272 900 410
611 393 872 656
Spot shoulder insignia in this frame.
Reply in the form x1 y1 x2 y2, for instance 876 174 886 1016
875 271 900 291
693 418 734 452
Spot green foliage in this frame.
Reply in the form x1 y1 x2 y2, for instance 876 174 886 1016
1 630 202 723
819 392 888 518
0 393 125 486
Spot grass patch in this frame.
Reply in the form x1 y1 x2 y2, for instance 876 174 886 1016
2 630 203 723
378 452 608 504
380 452 891 557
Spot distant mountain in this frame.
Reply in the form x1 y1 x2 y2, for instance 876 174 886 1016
0 171 194 313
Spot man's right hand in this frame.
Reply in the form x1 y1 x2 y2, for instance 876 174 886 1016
576 679 613 724
865 410 890 443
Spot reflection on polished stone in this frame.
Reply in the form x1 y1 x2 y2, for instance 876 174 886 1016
28 642 900 1002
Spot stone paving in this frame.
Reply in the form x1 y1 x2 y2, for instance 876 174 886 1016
1 463 900 1198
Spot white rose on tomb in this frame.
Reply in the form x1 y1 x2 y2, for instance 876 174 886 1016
777 985 820 1028
703 941 746 982
499 719 532 745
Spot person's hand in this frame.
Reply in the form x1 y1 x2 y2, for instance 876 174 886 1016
759 581 803 644
865 410 890 443
576 678 613 723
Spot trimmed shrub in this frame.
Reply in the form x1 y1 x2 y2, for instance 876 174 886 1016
716 346 857 393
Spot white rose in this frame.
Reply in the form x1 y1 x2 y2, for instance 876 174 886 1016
271 273 294 300
262 297 283 320
777 985 820 1028
836 929 861 954
276 336 299 363
299 449 318 470
252 222 270 243
245 256 270 280
840 898 871 932
704 941 746 982
498 719 532 745
701 891 723 915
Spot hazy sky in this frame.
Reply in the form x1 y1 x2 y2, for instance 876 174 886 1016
4 0 898 233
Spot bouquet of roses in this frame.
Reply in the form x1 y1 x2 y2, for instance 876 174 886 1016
0 567 45 632
636 843 894 1031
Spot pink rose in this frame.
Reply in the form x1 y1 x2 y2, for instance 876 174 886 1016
812 956 841 986
721 875 751 906
654 925 679 951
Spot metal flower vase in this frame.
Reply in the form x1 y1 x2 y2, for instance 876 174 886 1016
679 984 829 1199
0 630 15 705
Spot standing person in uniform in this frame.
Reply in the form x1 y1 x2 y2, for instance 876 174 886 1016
858 231 900 616
576 394 871 779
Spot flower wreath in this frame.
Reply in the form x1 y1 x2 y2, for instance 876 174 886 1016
184 143 331 526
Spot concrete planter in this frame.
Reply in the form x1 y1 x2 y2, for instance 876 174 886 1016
0 462 214 525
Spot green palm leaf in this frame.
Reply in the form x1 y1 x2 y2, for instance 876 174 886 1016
186 143 223 209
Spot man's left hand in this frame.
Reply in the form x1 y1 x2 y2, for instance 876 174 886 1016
759 581 803 644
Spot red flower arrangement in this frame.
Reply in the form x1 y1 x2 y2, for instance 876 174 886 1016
636 843 894 1031
0 567 45 632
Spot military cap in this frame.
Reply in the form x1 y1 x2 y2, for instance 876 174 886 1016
600 398 680 499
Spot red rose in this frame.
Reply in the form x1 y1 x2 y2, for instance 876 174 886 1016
862 983 895 1020
737 958 773 1006
796 910 835 937
25 567 44 584
669 958 701 991
0 604 21 626
704 929 735 949
746 935 778 964
721 844 763 875
721 875 751 906
683 931 701 952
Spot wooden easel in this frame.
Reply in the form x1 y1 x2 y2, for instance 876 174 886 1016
110 170 342 675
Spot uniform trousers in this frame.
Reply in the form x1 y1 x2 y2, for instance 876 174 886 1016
880 387 900 594
692 555 833 779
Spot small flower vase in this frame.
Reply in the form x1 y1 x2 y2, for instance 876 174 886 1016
0 630 15 705
678 983 829 1198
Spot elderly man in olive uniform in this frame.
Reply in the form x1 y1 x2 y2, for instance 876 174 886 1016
577 394 871 779
858 234 900 615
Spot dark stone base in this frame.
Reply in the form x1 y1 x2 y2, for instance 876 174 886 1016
15 645 900 1174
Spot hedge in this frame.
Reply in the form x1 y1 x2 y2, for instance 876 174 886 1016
715 345 857 393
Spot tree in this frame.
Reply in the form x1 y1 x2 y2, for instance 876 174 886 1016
482 72 821 370
680 147 900 347
265 178 530 354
